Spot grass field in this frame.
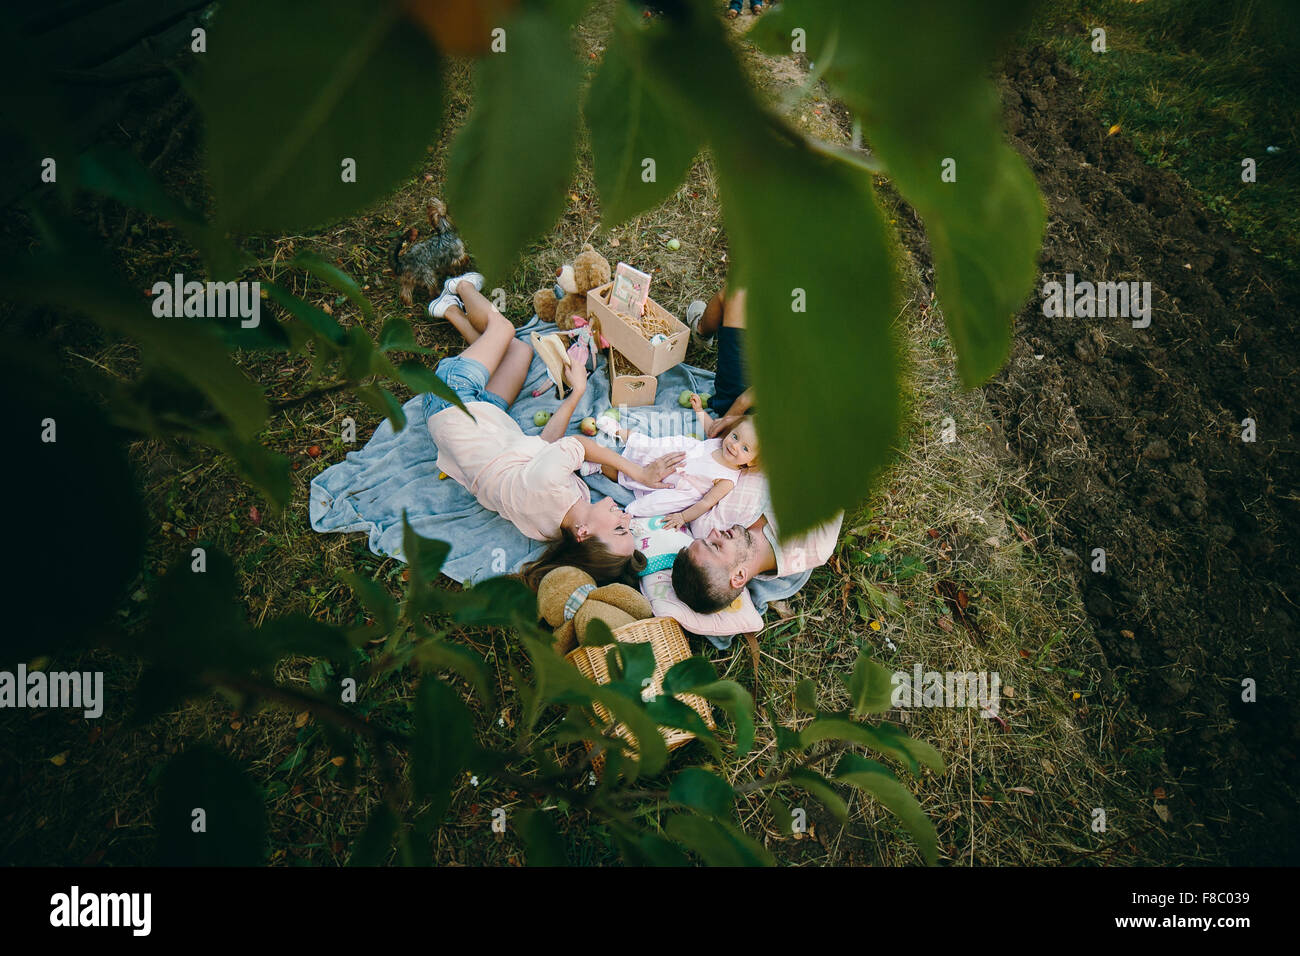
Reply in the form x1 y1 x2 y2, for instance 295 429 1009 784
1031 0 1299 270
5 0 1284 866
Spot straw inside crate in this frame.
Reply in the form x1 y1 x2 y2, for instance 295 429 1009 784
608 348 641 378
604 290 677 340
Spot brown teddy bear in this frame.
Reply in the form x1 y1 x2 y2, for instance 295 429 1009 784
536 566 652 655
532 243 611 331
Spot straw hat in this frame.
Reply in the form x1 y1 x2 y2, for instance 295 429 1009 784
530 331 572 399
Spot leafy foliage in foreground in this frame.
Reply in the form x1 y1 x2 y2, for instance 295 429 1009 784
137 516 947 866
0 0 1051 863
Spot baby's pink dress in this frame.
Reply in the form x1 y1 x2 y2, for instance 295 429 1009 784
618 433 740 518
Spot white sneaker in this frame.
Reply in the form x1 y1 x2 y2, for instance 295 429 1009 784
684 299 714 347
427 289 463 319
444 272 486 297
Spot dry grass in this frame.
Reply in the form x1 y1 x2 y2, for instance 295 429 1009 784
0 1 1197 867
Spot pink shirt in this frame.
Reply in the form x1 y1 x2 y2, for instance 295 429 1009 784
426 402 589 541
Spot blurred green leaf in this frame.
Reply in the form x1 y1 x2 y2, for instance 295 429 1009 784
614 640 657 698
427 575 537 627
342 326 377 381
665 813 775 867
259 614 354 661
516 809 569 866
644 694 720 760
768 793 795 836
3 347 146 658
392 360 469 414
755 0 1045 386
293 251 375 320
357 384 407 432
846 649 894 716
522 634 668 779
77 145 247 279
3 211 268 439
401 514 452 612
833 753 939 864
630 832 691 867
197 0 441 233
413 639 495 709
133 549 269 677
341 570 399 632
796 716 936 776
794 678 819 714
690 680 754 755
640 7 899 534
669 767 735 820
869 722 946 775
787 768 850 823
587 6 701 226
205 430 292 510
264 282 347 347
579 616 617 648
411 678 474 825
662 656 718 695
308 659 335 693
349 804 398 866
379 316 434 354
446 9 582 277
155 745 267 865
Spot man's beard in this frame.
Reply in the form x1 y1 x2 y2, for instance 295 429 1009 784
733 523 753 555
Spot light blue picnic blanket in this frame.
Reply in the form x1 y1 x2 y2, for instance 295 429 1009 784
309 317 810 622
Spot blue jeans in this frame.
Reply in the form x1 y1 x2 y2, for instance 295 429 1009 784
421 355 511 420
729 0 763 11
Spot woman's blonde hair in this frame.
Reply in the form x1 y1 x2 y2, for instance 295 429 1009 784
520 528 647 591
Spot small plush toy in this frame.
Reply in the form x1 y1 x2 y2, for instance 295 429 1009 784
536 566 653 655
533 243 612 331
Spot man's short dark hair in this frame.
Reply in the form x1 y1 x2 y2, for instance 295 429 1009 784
671 546 741 614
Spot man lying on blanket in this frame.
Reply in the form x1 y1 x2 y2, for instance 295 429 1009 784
670 286 843 615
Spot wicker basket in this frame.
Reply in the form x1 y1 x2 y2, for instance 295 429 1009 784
566 617 715 759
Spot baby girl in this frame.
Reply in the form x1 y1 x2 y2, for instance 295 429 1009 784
597 395 759 530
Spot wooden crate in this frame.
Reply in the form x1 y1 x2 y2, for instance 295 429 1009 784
587 281 688 376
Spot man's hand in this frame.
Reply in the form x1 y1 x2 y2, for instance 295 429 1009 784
707 413 740 439
637 452 685 489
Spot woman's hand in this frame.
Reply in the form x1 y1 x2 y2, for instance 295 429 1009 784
637 452 686 489
662 512 687 530
564 355 588 395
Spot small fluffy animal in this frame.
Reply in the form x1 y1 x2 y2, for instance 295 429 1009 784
391 198 472 307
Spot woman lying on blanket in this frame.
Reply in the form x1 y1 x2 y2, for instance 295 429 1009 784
422 274 686 588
